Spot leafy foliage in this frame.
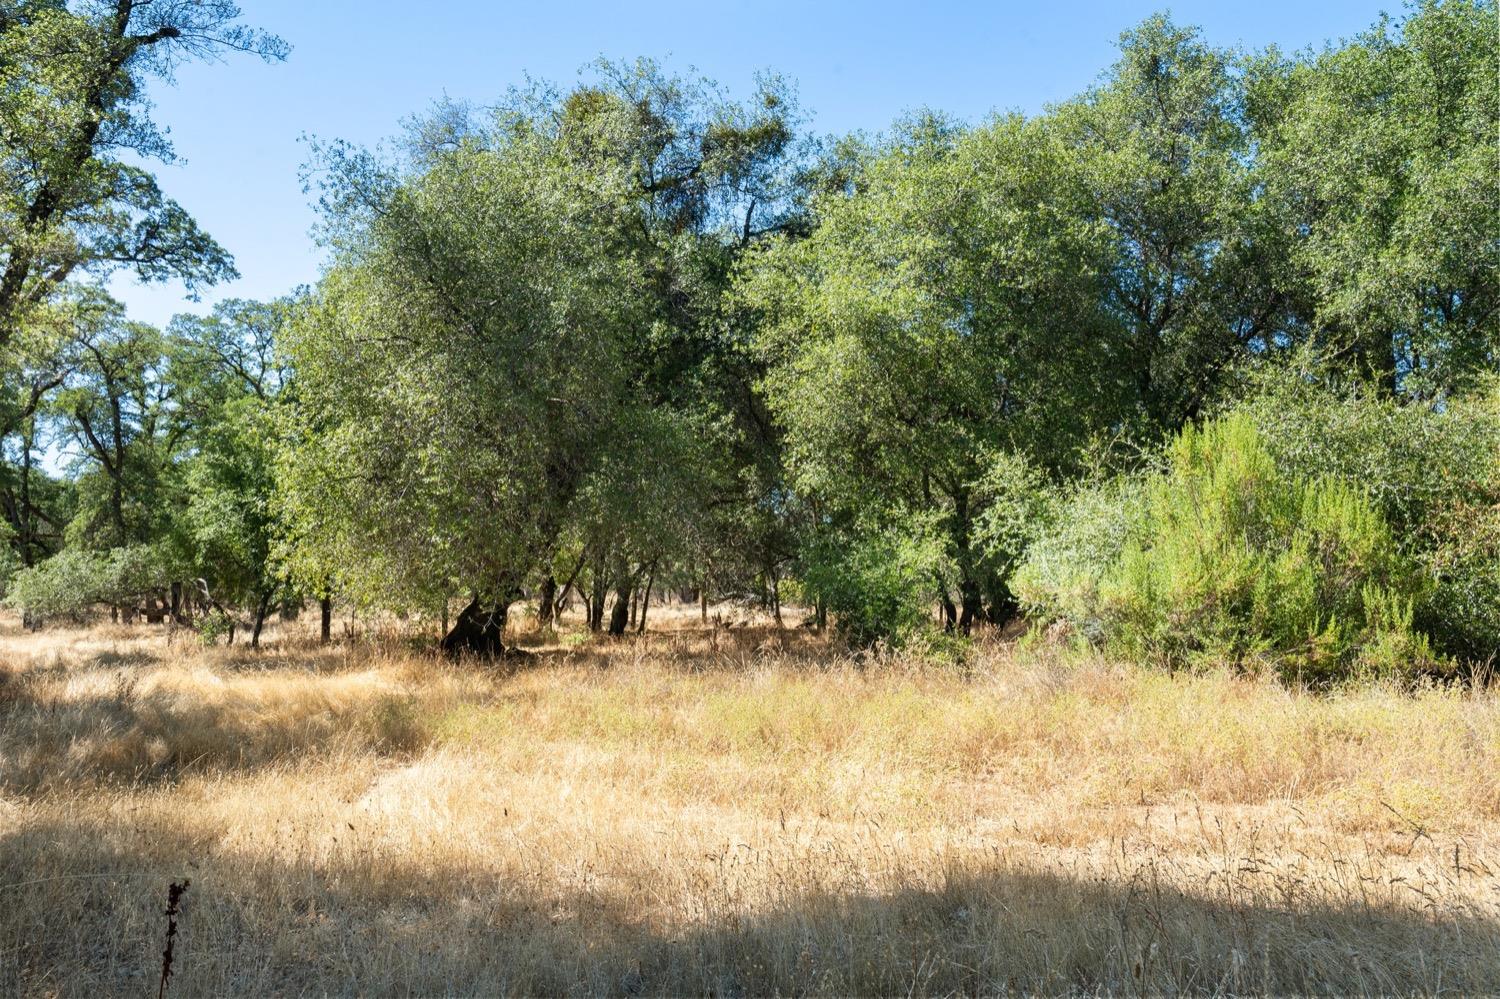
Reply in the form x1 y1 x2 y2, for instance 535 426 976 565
1018 415 1437 680
1241 370 1500 663
0 4 1493 682
5 542 174 621
798 513 948 648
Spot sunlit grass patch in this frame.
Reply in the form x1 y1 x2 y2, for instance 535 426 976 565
1 618 1496 995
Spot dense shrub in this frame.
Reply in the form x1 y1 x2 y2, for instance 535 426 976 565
1015 414 1437 680
799 514 948 648
1241 376 1500 663
970 450 1056 619
5 545 176 622
1010 476 1145 644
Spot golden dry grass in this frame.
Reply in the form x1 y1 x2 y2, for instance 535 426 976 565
1 607 1496 996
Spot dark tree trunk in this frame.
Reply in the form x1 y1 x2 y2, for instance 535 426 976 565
700 587 708 623
250 590 274 649
440 598 508 658
589 566 606 632
814 597 827 632
769 567 783 629
607 581 632 637
986 584 1019 629
937 576 958 632
319 594 333 644
636 563 657 635
952 486 981 636
537 574 557 630
958 580 982 636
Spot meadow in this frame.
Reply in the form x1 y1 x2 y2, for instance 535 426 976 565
1 607 1496 996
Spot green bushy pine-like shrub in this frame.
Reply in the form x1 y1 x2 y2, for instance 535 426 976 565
1016 414 1438 681
1241 377 1500 665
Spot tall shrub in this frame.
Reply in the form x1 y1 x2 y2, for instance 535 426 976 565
1016 414 1436 680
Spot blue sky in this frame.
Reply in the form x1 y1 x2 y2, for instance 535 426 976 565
112 0 1392 327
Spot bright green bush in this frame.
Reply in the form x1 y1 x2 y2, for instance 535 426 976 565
1016 414 1438 681
799 514 948 648
1010 476 1145 643
1241 376 1500 664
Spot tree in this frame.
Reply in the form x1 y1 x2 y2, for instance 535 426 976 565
281 123 648 654
0 1 287 349
52 296 176 554
283 62 815 653
529 59 815 624
172 298 293 647
1043 14 1300 433
741 113 1116 635
1248 0 1498 398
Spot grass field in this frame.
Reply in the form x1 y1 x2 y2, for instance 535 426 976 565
1 607 1497 996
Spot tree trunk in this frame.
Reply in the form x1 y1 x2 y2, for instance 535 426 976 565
440 598 508 658
552 553 586 621
18 419 34 567
537 574 557 630
607 581 632 637
636 563 657 635
589 567 606 632
250 590 274 649
319 594 333 644
769 567 783 629
958 584 982 636
952 486 981 636
986 583 1019 629
700 587 708 623
815 597 827 632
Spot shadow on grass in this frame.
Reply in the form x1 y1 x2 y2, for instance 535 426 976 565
0 669 424 794
3 815 1496 997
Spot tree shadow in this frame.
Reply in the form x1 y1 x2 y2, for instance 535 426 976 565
3 814 1495 997
0 667 421 794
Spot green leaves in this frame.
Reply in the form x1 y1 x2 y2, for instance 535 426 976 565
1248 0 1498 397
1018 413 1437 680
280 122 649 608
0 1 284 347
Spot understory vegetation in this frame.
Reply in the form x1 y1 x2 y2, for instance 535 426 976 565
0 1 1495 682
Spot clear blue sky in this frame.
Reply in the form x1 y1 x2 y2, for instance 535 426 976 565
112 0 1393 327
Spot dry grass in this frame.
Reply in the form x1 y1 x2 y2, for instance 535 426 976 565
1 608 1496 996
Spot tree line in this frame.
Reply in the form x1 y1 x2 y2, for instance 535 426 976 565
1 0 1495 676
